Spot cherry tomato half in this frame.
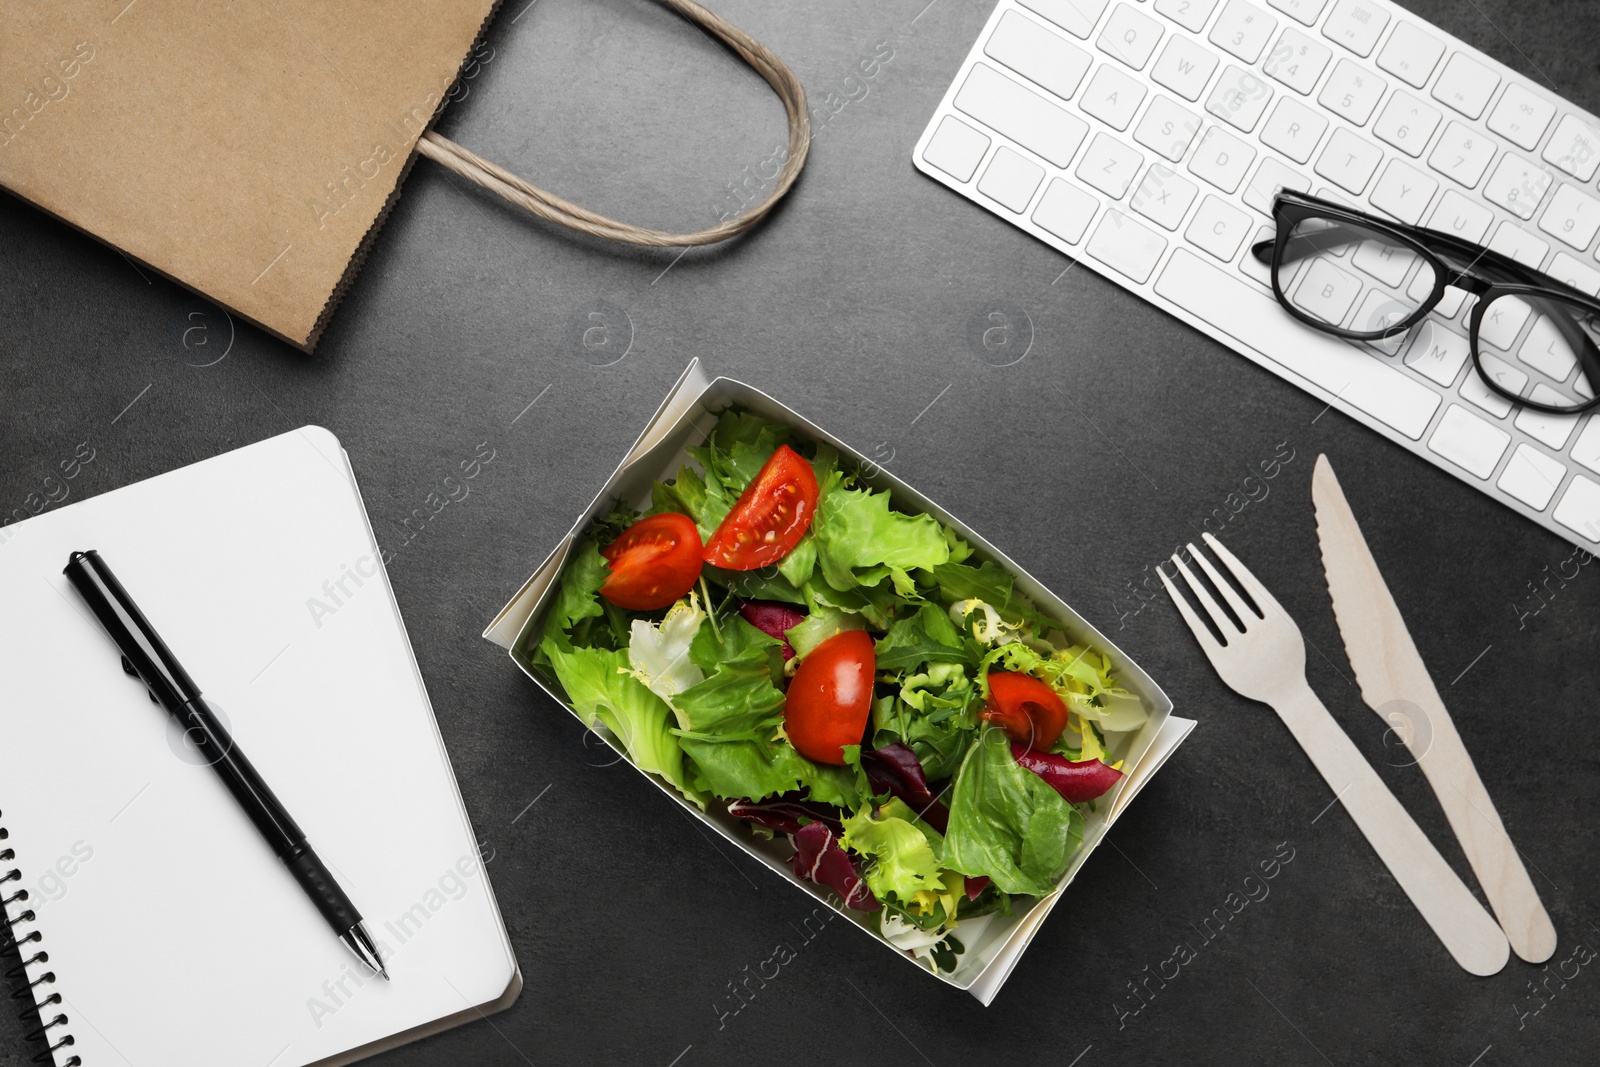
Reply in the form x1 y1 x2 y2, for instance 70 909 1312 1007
599 512 704 611
704 444 819 571
981 671 1069 751
785 630 875 765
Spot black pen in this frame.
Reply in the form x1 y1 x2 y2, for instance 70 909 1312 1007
64 549 389 980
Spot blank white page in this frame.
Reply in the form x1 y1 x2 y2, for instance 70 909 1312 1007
0 428 517 1067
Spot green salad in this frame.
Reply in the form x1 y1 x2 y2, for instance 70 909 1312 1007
530 409 1146 972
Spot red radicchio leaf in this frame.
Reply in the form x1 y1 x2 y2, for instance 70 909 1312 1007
965 875 991 900
727 794 844 836
862 743 949 834
790 821 878 911
1010 742 1124 803
738 601 807 659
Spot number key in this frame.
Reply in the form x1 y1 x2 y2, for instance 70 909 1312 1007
1319 59 1385 126
1427 121 1496 188
1537 183 1600 251
1262 27 1331 95
1208 0 1277 64
1154 0 1221 34
1374 92 1442 158
1485 154 1555 219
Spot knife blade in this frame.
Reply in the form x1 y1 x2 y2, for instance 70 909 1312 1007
1312 453 1556 964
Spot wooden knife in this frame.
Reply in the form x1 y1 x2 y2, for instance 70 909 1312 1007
1312 454 1556 963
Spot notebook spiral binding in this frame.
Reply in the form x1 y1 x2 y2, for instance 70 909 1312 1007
0 815 79 1066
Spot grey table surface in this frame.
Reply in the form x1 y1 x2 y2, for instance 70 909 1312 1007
4 1 1600 1064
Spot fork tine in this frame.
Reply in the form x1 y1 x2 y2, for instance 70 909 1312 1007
1170 551 1241 638
1186 541 1260 625
1157 564 1224 656
1201 533 1287 618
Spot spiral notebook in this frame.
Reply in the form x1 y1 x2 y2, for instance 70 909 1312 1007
0 428 519 1067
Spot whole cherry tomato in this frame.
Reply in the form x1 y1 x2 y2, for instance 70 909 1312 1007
598 512 703 611
784 630 875 765
981 671 1069 751
704 444 819 570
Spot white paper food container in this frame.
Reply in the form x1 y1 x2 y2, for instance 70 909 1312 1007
485 361 1196 1004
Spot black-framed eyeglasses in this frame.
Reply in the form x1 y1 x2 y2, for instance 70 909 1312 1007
1252 190 1600 415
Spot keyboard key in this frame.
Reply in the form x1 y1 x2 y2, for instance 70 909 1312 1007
1538 184 1600 250
1480 295 1532 350
1498 444 1566 510
1018 0 1110 40
1151 35 1221 102
1520 313 1581 380
1098 3 1165 70
1428 405 1510 479
1260 97 1329 163
1266 0 1328 26
1484 154 1554 219
1461 353 1517 417
922 116 991 181
1131 164 1200 229
985 11 1095 100
1206 65 1274 132
1553 475 1600 541
1262 28 1331 95
1243 156 1310 213
979 146 1047 211
1315 127 1382 194
1155 0 1221 33
1242 225 1277 285
1374 92 1442 158
1209 0 1277 63
1370 159 1439 225
1427 122 1496 188
1488 221 1550 268
955 64 1090 168
1032 178 1101 243
1352 289 1410 353
1542 114 1600 182
1188 125 1256 192
1516 391 1580 449
1134 96 1204 161
1488 84 1555 152
1376 23 1444 88
1290 256 1362 324
1319 60 1386 126
1077 133 1146 197
1321 0 1389 57
1087 209 1169 281
1080 64 1149 130
1403 321 1470 385
1571 416 1600 475
1428 189 1495 243
1156 249 1441 437
1548 251 1600 296
1353 237 1422 289
1431 54 1499 120
1187 194 1254 260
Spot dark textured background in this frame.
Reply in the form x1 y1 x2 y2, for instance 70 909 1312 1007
4 1 1600 1064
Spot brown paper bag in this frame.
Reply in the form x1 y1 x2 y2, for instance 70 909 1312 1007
0 0 807 352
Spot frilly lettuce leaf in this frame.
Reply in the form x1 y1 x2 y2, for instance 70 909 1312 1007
812 472 950 592
841 800 946 903
625 594 706 711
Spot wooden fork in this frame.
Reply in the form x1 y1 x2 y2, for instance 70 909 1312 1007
1161 533 1509 976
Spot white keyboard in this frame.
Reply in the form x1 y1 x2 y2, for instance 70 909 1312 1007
914 0 1600 549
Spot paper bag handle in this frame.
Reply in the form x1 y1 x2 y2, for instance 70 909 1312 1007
415 0 810 248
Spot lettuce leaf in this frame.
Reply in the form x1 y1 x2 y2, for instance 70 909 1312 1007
679 737 865 807
812 473 950 591
943 727 1084 895
875 603 965 671
841 801 946 903
542 642 704 808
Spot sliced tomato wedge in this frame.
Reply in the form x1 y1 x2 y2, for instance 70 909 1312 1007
704 444 819 571
784 630 875 765
598 512 703 611
981 671 1069 751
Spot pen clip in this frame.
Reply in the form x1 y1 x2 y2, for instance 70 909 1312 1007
120 655 161 704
